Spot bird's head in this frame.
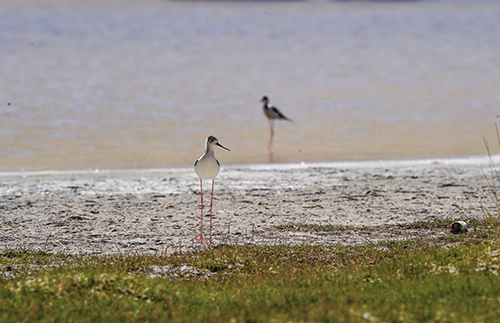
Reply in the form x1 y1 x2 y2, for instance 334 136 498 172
260 96 269 104
206 135 230 151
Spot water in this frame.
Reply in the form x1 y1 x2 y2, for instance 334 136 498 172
0 0 499 171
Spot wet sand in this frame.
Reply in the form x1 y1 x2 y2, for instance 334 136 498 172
0 157 496 255
2 0 498 254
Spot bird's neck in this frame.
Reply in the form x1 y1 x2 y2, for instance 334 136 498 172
204 146 215 156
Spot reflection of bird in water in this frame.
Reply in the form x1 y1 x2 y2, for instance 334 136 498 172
194 135 230 245
260 96 292 162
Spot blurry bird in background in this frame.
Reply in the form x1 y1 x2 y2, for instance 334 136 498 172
260 95 292 162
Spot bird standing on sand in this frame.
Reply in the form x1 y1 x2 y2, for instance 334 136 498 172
194 135 230 245
260 96 292 162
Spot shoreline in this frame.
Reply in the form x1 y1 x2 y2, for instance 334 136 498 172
0 155 497 255
0 153 498 177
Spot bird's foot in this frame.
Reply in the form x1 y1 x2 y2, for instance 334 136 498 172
198 235 208 245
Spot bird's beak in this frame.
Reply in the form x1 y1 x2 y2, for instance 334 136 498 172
217 142 231 151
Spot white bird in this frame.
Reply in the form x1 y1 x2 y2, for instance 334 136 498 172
194 135 230 245
260 96 292 162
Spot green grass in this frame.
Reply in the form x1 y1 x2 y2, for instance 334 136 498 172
1 235 500 322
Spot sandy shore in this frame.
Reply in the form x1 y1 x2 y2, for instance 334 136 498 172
0 157 497 255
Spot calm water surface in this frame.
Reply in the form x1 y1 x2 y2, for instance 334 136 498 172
0 0 499 171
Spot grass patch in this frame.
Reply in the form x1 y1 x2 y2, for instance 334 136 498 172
404 218 455 230
276 223 362 232
1 236 500 322
404 218 489 233
276 218 493 236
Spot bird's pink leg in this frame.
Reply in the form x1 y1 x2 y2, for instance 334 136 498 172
268 120 274 149
268 119 275 162
198 179 207 244
209 179 215 245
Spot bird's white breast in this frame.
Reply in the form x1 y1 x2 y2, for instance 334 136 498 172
195 154 220 179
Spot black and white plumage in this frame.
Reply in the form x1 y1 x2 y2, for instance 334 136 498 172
261 96 292 122
260 96 292 162
194 135 230 245
194 135 230 179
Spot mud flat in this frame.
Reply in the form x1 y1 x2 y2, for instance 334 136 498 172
0 157 497 255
